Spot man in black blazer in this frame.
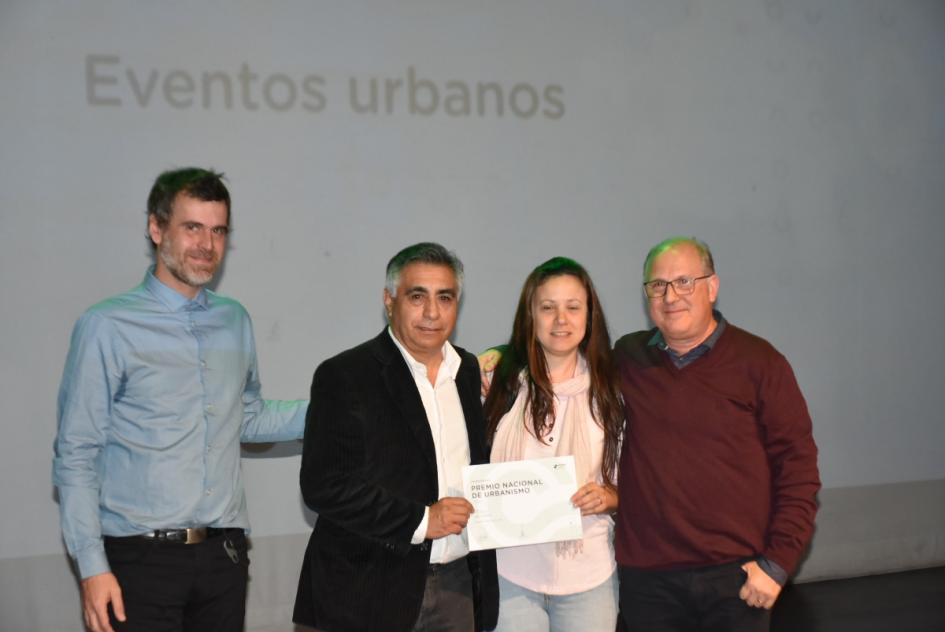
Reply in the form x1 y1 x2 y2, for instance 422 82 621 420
294 242 498 632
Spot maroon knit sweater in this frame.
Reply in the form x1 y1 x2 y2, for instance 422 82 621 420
613 323 820 575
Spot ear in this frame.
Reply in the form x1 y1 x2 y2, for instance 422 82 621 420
383 288 393 318
707 274 720 303
147 214 163 247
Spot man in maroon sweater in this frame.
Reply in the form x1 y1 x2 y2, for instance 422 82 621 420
614 237 820 632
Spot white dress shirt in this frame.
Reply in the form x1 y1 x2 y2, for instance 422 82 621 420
388 328 471 564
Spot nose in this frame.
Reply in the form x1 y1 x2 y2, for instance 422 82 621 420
662 283 680 303
555 307 567 324
195 227 214 251
204 228 223 254
423 297 439 320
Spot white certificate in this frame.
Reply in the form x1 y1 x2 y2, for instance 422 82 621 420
462 456 583 551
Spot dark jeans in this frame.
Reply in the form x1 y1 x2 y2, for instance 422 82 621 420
104 530 249 632
619 561 771 632
412 557 475 632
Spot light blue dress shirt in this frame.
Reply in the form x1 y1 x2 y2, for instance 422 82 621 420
53 268 307 579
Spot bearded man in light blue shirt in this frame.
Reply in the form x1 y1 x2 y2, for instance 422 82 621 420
53 167 307 632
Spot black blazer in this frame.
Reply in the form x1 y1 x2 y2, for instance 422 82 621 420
293 330 498 632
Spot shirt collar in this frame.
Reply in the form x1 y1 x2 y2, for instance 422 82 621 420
387 327 461 383
143 266 209 312
648 310 727 352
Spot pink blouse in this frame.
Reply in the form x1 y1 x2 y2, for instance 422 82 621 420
495 380 616 595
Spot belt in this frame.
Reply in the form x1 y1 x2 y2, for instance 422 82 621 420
134 527 241 544
428 557 467 573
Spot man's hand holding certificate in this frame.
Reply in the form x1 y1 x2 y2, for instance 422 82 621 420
462 456 583 551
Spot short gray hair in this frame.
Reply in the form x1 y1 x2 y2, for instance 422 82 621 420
385 242 464 297
643 236 715 280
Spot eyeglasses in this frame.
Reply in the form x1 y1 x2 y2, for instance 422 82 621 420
642 274 713 298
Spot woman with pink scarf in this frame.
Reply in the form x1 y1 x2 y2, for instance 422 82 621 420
482 257 624 632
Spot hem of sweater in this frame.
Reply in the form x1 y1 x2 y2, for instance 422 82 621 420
615 554 758 572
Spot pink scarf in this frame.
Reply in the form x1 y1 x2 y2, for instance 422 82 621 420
490 359 594 556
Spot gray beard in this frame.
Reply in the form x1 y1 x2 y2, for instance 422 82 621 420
159 244 214 289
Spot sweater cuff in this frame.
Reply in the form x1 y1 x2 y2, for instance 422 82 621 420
757 557 788 586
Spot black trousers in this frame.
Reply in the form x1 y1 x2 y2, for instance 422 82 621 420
412 557 475 632
104 530 249 632
306 557 475 632
619 561 771 632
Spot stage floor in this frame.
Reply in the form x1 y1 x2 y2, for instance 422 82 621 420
772 566 945 632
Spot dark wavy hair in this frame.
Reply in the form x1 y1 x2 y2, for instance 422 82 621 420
483 257 624 486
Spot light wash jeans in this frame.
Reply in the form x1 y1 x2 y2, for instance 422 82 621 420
494 571 619 632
